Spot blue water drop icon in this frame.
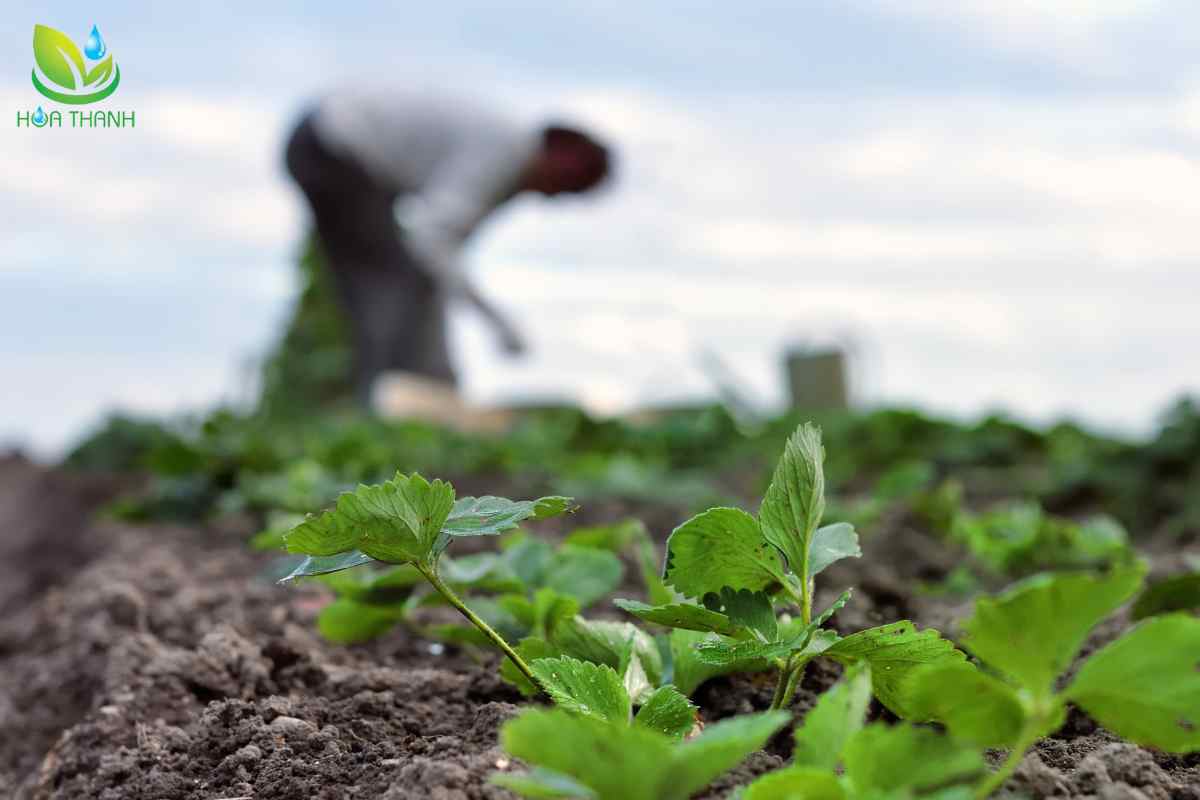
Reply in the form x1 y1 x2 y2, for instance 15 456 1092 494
84 25 106 60
33 106 47 126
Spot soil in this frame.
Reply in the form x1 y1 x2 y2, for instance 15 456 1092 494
0 456 1197 799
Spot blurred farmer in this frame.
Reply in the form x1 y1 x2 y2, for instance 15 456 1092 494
284 88 612 407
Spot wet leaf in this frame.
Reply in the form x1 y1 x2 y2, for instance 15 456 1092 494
531 657 631 724
633 685 696 739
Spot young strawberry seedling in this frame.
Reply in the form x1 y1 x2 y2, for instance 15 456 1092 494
908 563 1200 798
617 423 962 713
278 471 573 686
308 531 624 646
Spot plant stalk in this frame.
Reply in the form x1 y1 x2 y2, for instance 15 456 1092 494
417 563 540 689
769 658 794 711
801 577 813 625
770 655 808 711
780 659 805 707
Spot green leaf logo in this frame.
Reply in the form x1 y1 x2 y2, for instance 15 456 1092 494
31 24 121 105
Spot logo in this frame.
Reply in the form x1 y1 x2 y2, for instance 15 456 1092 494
31 24 120 104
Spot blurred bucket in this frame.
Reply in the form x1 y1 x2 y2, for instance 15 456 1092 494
784 348 848 411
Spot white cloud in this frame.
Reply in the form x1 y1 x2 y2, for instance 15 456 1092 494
861 0 1165 72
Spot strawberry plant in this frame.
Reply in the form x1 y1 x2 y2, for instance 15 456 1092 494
308 531 625 646
278 471 573 685
907 563 1200 797
616 423 962 712
916 481 1131 577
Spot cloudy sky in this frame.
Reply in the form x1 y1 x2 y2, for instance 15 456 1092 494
4 1 1200 455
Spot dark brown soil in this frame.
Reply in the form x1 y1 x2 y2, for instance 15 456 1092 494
0 457 1197 799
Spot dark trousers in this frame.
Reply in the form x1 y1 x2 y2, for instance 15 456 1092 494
284 112 455 408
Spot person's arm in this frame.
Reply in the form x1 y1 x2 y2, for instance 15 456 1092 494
399 131 535 354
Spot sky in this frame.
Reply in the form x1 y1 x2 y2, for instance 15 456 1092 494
4 1 1200 456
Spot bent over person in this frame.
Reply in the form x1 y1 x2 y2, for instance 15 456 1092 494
284 87 612 407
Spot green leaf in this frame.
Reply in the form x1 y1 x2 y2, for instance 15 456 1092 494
499 709 671 800
703 588 778 641
1132 572 1200 620
634 685 696 738
530 588 583 639
758 423 826 579
445 494 574 537
813 589 853 627
807 522 860 579
842 724 984 795
623 651 654 705
614 599 743 637
1065 614 1200 752
502 637 561 696
277 550 376 582
492 767 595 798
84 54 113 87
793 662 872 770
33 25 85 91
633 524 676 606
544 545 624 608
694 636 801 666
316 597 405 643
440 551 509 585
551 618 664 687
960 566 1144 700
505 536 555 587
907 663 1025 747
824 621 966 718
564 519 645 551
669 629 771 697
743 768 846 800
531 657 631 724
799 628 841 658
284 472 455 565
316 562 422 602
665 507 786 598
663 711 793 800
426 623 495 648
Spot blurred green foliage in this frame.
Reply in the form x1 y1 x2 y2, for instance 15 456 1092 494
257 236 355 419
62 396 1200 553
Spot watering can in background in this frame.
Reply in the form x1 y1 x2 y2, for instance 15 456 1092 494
784 347 849 411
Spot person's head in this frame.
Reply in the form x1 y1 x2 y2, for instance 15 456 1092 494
523 124 612 196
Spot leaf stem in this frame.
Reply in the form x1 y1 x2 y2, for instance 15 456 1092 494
769 656 795 710
801 577 813 626
781 659 804 707
417 562 540 690
769 655 807 711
